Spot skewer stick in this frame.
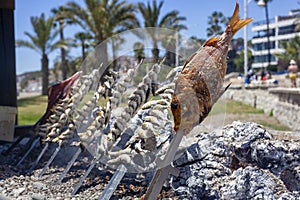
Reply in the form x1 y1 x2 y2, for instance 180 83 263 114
38 143 62 178
71 158 97 195
144 130 184 200
28 143 49 174
16 136 40 166
2 135 26 156
56 147 82 184
98 164 127 200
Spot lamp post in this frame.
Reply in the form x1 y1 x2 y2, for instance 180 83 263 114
257 0 271 70
175 31 179 67
244 0 249 76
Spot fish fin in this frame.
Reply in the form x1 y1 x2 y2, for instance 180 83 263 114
203 37 220 47
224 82 231 92
229 2 253 36
171 94 181 132
182 52 197 70
215 82 232 103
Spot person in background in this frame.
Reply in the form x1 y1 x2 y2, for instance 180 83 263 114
244 68 252 85
266 71 272 79
261 69 267 81
288 59 298 88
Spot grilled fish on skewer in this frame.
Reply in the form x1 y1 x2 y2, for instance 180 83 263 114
171 2 253 133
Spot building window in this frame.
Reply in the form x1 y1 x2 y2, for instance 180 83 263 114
279 25 298 35
253 55 276 63
253 41 275 51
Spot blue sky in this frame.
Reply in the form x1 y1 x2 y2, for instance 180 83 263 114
15 0 299 75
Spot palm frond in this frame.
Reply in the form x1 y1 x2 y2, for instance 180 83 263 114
65 1 91 31
24 32 39 47
16 40 41 54
49 40 68 53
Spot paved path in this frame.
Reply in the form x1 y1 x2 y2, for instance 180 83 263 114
17 92 41 99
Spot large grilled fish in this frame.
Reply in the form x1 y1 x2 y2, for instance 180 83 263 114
171 2 253 133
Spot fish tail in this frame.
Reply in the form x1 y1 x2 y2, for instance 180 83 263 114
229 2 253 36
204 2 253 47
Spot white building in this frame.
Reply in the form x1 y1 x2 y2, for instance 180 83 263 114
251 9 300 69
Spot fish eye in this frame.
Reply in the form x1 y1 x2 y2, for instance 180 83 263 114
171 102 178 109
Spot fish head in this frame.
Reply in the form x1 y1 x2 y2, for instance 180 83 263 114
171 76 205 133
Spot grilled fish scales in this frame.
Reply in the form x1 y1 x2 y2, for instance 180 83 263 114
171 3 253 133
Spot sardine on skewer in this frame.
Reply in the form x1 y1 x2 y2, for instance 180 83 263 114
171 2 253 133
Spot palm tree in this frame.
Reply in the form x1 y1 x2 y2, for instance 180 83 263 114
133 42 145 63
161 32 184 66
110 36 125 71
189 36 206 46
51 6 74 80
74 32 93 61
274 36 300 70
64 0 138 68
233 50 253 73
137 0 186 63
17 13 59 95
160 17 187 66
206 11 228 37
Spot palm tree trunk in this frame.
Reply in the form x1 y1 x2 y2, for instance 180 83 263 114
166 51 176 66
81 39 85 61
60 21 68 80
111 39 118 71
152 42 159 63
99 42 108 67
95 33 109 66
41 54 49 95
98 42 110 82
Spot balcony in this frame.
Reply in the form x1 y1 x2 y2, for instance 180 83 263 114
253 18 275 26
278 15 298 22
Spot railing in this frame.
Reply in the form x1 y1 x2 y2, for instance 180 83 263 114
253 18 275 26
253 15 298 27
278 15 298 22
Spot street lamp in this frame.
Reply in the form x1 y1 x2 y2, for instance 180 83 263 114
257 0 271 70
244 0 249 77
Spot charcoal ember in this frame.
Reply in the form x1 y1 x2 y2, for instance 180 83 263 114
171 121 300 199
251 139 300 174
1 121 300 199
280 166 300 192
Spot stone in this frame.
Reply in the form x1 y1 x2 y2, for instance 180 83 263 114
32 182 46 190
12 187 25 196
0 194 10 200
31 193 46 200
223 88 300 131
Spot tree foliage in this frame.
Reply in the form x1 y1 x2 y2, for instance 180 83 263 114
233 50 253 73
51 6 75 80
16 13 59 95
64 0 139 70
274 36 300 70
206 11 228 37
133 42 145 63
137 0 186 63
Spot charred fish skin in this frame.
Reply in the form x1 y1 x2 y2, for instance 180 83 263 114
171 2 253 133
